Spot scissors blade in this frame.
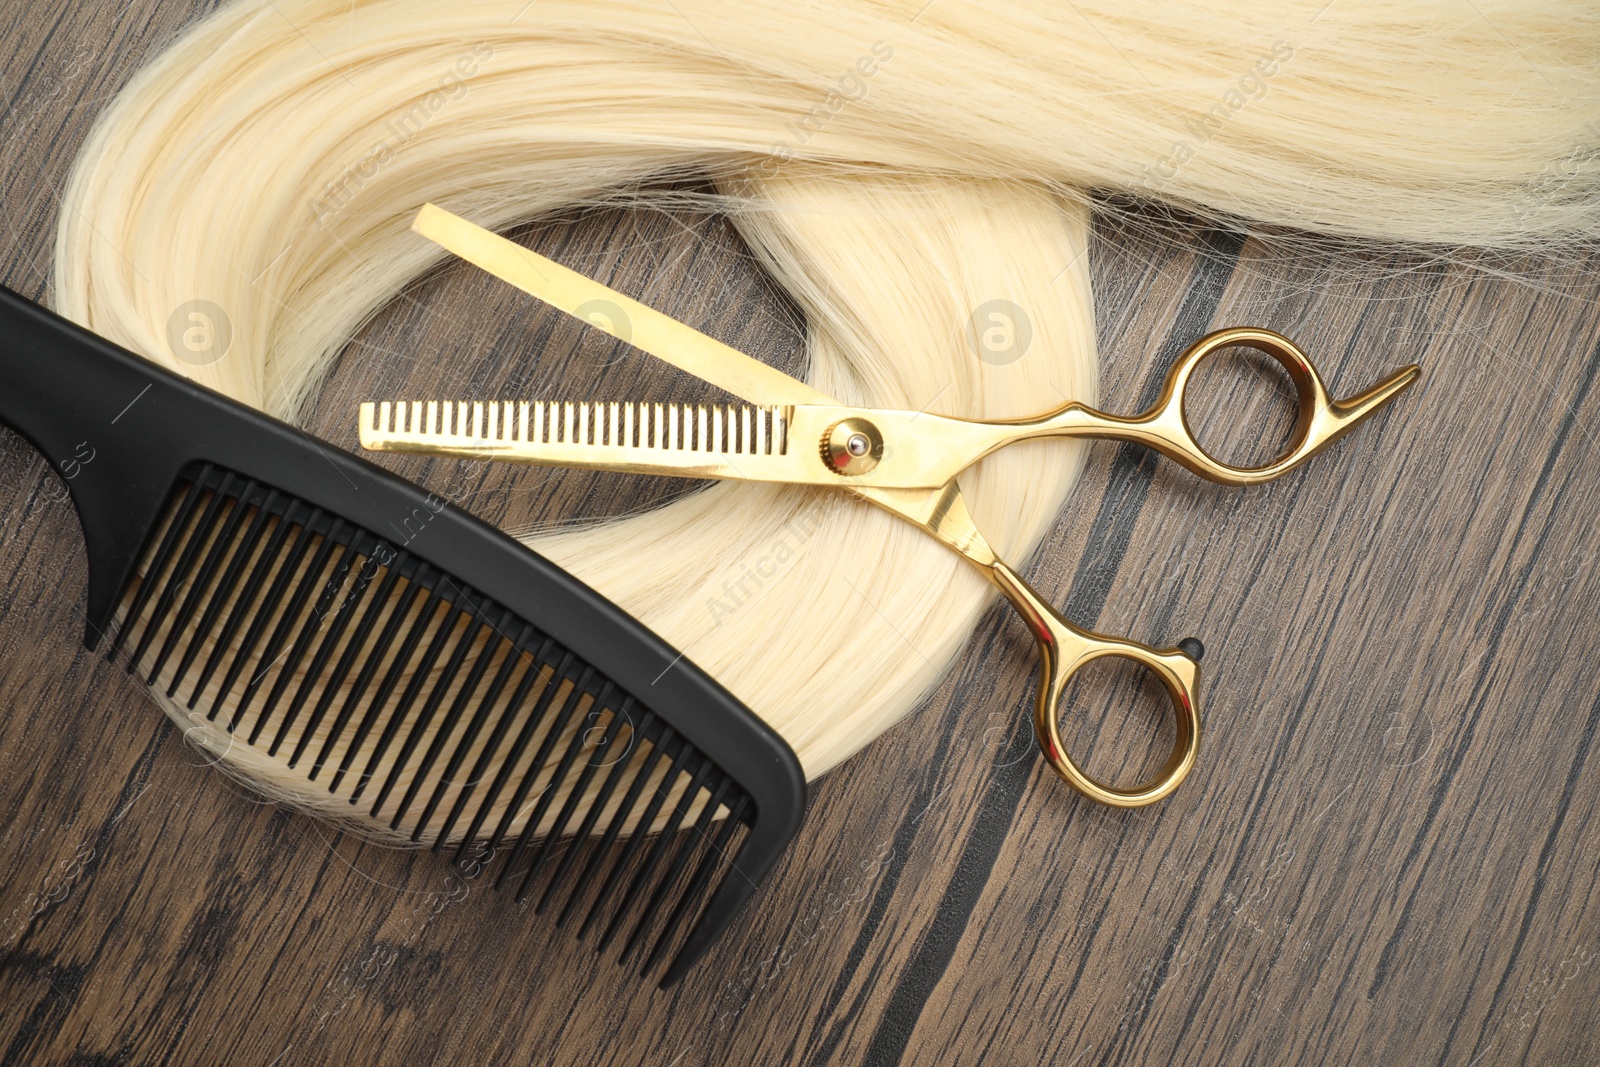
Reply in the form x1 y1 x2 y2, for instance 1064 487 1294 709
361 397 847 486
412 204 830 408
406 204 1005 565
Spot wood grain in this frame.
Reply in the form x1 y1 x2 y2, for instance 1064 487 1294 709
4 4 1600 1065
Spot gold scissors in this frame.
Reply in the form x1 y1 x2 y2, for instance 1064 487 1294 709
361 203 1419 808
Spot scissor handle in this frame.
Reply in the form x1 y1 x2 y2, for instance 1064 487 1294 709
1078 327 1420 487
989 562 1202 808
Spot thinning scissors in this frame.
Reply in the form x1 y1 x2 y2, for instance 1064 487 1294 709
361 203 1419 808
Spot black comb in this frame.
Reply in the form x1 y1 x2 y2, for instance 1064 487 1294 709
0 286 805 986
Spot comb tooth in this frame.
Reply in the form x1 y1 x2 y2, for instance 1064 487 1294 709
464 646 576 863
210 501 316 726
242 518 349 744
758 407 770 456
309 562 427 780
113 473 209 655
329 574 448 792
310 563 424 779
624 771 732 966
392 605 516 835
485 661 593 871
513 694 638 907
517 401 529 442
600 754 715 954
558 721 668 929
504 678 617 898
669 404 681 451
422 621 537 847
607 402 619 447
486 400 498 442
579 729 684 940
447 636 558 860
424 400 437 436
127 468 233 676
738 406 750 456
370 596 494 823
251 525 356 746
470 401 482 440
578 735 691 942
545 710 655 918
226 509 326 733
284 548 406 767
507 681 621 893
144 472 247 688
188 488 282 709
268 535 376 757
532 698 639 912
697 405 708 452
349 582 474 804
645 790 750 975
163 478 264 697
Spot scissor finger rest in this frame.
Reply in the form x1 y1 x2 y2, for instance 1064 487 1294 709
989 562 1202 808
1084 327 1421 486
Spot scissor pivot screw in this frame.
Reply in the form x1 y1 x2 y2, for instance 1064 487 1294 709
821 418 884 476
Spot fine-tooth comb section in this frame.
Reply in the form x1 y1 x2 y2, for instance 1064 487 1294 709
109 464 756 981
366 399 792 456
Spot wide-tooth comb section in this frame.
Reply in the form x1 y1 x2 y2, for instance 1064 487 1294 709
364 398 792 456
110 465 762 983
0 288 803 989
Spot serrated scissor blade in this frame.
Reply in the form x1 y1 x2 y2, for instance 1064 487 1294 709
360 398 846 485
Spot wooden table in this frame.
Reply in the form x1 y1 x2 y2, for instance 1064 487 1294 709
4 4 1599 1064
